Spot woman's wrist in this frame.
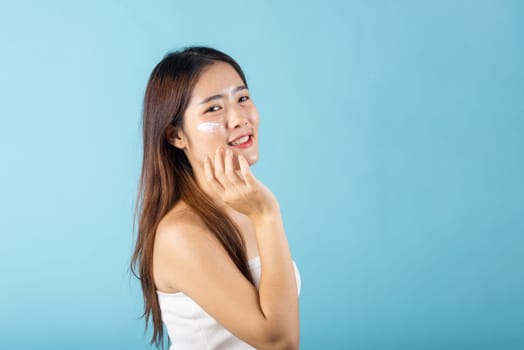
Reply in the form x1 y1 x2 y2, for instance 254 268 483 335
248 199 281 223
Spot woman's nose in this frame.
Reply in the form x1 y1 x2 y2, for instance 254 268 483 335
228 106 249 128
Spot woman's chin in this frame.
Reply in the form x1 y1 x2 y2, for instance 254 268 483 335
245 152 259 165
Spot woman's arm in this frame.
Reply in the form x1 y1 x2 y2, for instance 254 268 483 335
154 205 299 350
204 147 300 347
250 205 300 348
154 148 299 349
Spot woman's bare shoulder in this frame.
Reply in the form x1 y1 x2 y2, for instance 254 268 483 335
158 201 201 230
153 201 214 292
154 201 212 261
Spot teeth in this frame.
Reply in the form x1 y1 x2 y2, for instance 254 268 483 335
230 135 250 145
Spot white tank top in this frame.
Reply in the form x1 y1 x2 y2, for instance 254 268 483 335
156 256 301 350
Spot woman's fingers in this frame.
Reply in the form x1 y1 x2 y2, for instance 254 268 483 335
213 147 234 189
204 155 225 194
224 148 244 185
206 147 253 200
204 147 275 217
238 154 255 187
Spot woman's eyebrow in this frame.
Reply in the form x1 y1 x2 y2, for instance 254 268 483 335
198 85 248 105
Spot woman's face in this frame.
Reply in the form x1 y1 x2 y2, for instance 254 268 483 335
170 61 260 171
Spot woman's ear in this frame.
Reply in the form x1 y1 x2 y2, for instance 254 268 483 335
166 125 186 150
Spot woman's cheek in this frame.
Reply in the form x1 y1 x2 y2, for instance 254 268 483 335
248 108 260 125
196 122 228 153
197 122 225 133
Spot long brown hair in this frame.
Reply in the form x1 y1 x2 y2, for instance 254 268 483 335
129 46 256 348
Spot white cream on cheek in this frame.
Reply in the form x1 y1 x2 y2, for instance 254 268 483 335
197 122 224 133
196 122 226 164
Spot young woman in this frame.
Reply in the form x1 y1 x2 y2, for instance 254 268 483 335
130 46 301 350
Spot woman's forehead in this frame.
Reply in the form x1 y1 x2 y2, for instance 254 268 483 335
191 62 245 98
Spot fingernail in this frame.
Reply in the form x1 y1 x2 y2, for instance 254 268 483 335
226 149 232 156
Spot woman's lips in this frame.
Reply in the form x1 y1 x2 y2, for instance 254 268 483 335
229 135 253 149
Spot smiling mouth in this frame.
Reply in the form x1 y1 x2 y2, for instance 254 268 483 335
228 135 252 146
228 135 254 148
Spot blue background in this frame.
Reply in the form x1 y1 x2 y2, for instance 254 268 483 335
1 1 523 349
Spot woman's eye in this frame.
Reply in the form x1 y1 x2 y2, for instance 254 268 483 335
239 95 250 103
206 106 221 113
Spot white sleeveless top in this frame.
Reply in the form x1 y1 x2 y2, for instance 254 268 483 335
156 256 301 350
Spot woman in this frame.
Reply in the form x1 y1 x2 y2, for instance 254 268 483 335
130 46 301 350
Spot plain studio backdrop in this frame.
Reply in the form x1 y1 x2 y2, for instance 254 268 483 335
0 1 522 349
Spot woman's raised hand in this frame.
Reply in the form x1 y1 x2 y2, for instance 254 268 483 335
203 147 278 218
